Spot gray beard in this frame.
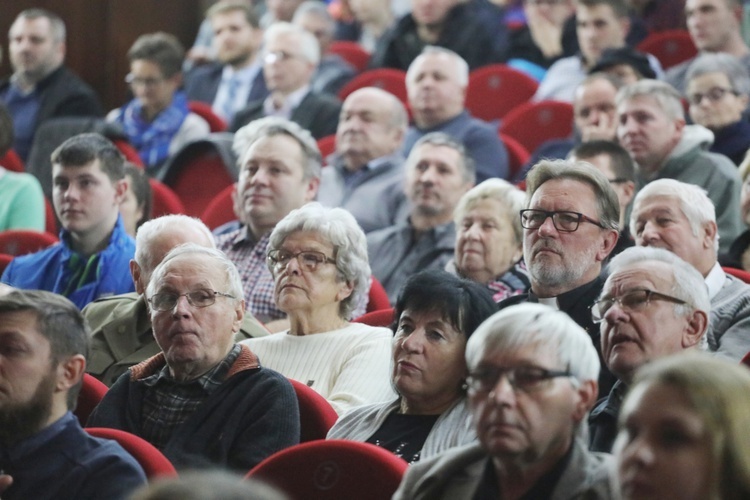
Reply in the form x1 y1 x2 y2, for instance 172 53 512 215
525 239 598 292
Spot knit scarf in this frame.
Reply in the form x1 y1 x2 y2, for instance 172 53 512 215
117 91 189 169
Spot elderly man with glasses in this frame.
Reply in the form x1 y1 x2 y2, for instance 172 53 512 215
87 243 300 471
588 246 709 452
498 159 620 397
394 302 618 499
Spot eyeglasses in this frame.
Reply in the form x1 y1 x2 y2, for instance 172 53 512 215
467 365 573 394
591 288 688 323
263 51 303 64
125 74 165 88
687 87 738 105
267 249 336 274
608 178 630 184
520 209 605 232
148 289 235 312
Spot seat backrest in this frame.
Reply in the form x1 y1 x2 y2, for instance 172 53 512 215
0 229 59 256
317 134 337 160
246 440 408 500
112 139 144 167
338 68 408 107
75 374 108 426
200 184 236 230
85 427 178 479
0 253 13 275
149 179 186 217
466 64 539 123
499 100 574 155
354 307 395 328
723 266 750 284
366 276 391 313
44 197 58 235
288 379 339 442
637 29 697 70
499 132 531 180
188 100 228 132
0 149 25 173
328 41 371 73
159 136 238 217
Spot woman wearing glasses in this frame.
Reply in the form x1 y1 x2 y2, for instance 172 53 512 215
685 52 750 166
616 352 750 500
328 269 497 463
241 203 394 415
107 33 209 171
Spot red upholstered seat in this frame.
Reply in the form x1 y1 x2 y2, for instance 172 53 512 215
499 132 530 180
466 64 539 122
0 149 24 172
317 134 337 160
75 374 108 426
112 139 144 167
200 184 236 230
149 179 185 217
637 29 697 70
338 68 408 107
328 41 371 73
499 100 574 155
723 267 750 284
188 100 228 132
0 253 13 275
288 379 339 442
366 276 391 312
85 427 178 479
354 307 395 328
0 229 59 256
245 440 408 500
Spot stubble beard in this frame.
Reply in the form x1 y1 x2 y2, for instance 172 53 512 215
0 368 56 447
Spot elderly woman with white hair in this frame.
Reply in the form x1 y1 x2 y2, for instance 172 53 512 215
685 53 750 166
242 202 394 414
447 178 530 302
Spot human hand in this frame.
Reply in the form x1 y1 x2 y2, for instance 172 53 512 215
0 473 13 494
581 111 618 142
526 6 564 58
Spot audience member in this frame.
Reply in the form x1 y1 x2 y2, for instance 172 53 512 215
588 246 709 452
588 45 658 84
685 52 750 165
403 47 509 182
243 203 392 414
0 102 45 231
368 132 475 303
394 303 617 499
318 87 408 233
721 152 750 269
616 353 750 500
217 117 320 326
630 178 750 360
570 140 637 257
0 9 103 161
534 0 662 103
261 0 305 27
447 179 530 302
230 22 341 139
499 159 620 397
506 0 578 76
293 2 356 96
130 470 288 500
328 270 497 462
88 244 300 471
184 0 268 124
1 133 135 309
666 0 750 93
617 79 743 252
0 290 146 500
119 163 152 238
84 215 268 386
334 0 395 53
108 33 209 171
370 0 504 71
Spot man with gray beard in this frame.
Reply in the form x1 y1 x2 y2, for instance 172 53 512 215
497 159 620 397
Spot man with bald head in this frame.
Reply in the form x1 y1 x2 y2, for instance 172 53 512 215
84 215 268 386
318 87 409 233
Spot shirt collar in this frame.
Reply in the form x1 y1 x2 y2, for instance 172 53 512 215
705 261 725 299
220 61 262 84
143 344 242 390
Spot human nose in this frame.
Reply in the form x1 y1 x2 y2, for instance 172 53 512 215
400 330 425 353
536 214 558 237
418 165 438 184
620 435 656 470
638 220 660 245
171 294 192 317
249 167 270 187
63 183 80 201
488 373 518 406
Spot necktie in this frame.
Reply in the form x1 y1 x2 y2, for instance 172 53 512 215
222 76 239 122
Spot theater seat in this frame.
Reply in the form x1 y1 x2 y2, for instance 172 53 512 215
466 64 539 123
0 149 24 173
85 427 178 479
354 307 395 328
338 68 408 107
188 101 228 132
200 184 236 230
0 229 59 256
328 41 370 73
288 379 339 442
75 374 108 426
637 29 697 70
499 100 574 155
246 440 408 500
149 179 185 217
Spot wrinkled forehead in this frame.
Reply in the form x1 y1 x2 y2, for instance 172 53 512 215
151 253 225 291
473 338 560 370
605 261 674 294
529 178 598 212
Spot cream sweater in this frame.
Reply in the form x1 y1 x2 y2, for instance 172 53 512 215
242 323 396 415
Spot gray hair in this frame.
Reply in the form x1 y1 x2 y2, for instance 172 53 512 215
466 303 601 385
454 178 526 245
525 159 620 231
14 8 66 44
616 79 685 121
268 202 370 320
686 52 750 96
606 246 711 320
135 215 216 273
408 132 476 184
408 46 469 87
234 117 322 181
263 21 320 65
630 178 719 252
147 244 244 302
293 1 335 35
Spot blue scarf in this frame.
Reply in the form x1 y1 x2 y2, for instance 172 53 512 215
117 91 189 169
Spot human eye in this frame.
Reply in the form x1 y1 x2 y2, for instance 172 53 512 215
556 212 580 229
426 329 446 341
621 290 649 309
152 292 177 310
301 252 325 267
523 210 544 225
482 221 498 231
513 367 549 390
415 161 429 173
189 289 215 306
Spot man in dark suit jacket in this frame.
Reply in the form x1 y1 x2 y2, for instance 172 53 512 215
230 22 341 139
0 9 103 161
184 0 268 123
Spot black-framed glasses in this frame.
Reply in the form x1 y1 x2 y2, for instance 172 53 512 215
466 365 573 394
608 177 630 184
267 249 336 274
687 87 738 105
263 50 302 64
520 209 605 232
148 289 235 312
592 288 688 323
125 73 165 88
